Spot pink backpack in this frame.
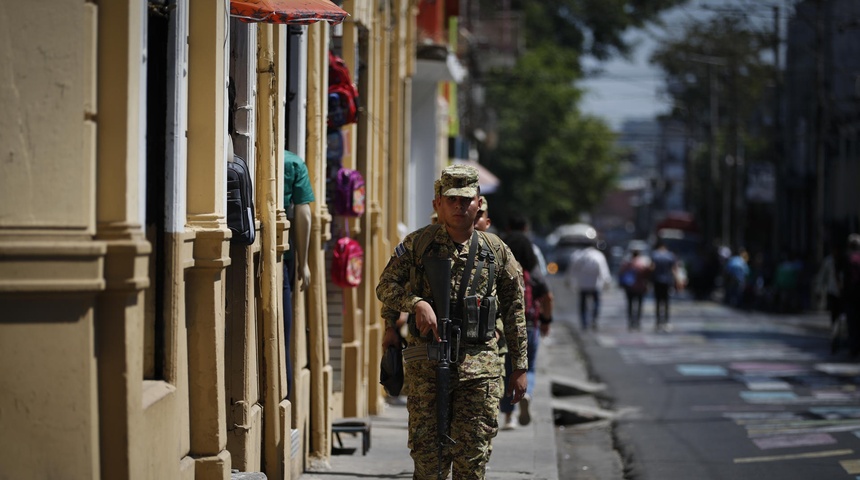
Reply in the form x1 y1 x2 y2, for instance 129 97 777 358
327 50 359 128
332 237 364 288
333 167 366 217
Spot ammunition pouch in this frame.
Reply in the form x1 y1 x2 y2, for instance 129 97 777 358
408 296 496 344
478 296 498 342
463 295 497 343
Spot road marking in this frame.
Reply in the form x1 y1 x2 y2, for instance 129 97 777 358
730 362 811 376
726 412 802 421
693 404 787 412
752 433 836 450
676 364 727 376
744 378 792 390
747 422 860 437
734 449 853 463
740 391 798 403
839 459 860 474
815 363 860 377
810 407 860 419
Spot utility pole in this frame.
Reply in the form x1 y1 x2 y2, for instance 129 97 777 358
685 53 727 247
710 64 720 247
813 0 827 265
772 4 781 256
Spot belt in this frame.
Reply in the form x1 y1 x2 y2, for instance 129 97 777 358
402 345 429 364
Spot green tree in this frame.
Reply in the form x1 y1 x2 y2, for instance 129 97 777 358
514 0 687 59
475 1 689 230
482 46 619 229
650 14 776 246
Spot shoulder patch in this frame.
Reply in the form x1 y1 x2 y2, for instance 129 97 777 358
394 242 407 257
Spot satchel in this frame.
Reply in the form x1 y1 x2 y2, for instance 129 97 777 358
379 344 404 396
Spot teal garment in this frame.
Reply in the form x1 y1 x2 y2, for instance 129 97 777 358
284 150 315 206
284 151 316 262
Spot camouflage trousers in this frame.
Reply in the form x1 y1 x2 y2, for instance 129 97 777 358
407 374 502 480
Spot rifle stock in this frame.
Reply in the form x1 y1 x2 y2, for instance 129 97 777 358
422 255 456 479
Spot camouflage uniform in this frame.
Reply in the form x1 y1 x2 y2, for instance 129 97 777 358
376 165 527 480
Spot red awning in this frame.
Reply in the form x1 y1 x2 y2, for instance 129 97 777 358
230 0 349 25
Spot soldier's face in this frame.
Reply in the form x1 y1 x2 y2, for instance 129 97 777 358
439 195 479 230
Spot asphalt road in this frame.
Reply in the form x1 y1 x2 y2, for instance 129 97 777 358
546 277 860 480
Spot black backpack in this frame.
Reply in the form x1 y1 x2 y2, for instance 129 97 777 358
226 154 256 245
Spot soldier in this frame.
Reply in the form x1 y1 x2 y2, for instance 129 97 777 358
377 164 528 479
430 180 442 225
474 195 491 232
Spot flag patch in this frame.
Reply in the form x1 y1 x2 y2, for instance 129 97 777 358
394 243 407 257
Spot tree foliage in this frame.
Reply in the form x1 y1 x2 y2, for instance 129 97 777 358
482 46 619 229
650 14 776 240
477 0 689 231
513 0 687 59
650 14 775 134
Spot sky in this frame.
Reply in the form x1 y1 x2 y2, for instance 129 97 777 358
579 30 667 131
578 0 790 131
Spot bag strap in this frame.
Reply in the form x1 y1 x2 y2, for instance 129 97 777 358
475 231 498 297
469 247 485 297
456 231 479 305
485 247 496 297
409 224 442 293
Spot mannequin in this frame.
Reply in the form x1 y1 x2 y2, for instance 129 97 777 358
292 202 311 292
283 150 315 399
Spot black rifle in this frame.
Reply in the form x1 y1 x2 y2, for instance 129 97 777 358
423 255 459 480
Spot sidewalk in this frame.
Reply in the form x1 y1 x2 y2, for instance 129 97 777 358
298 284 835 480
301 341 561 480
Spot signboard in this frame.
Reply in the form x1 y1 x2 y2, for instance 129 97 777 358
746 162 775 203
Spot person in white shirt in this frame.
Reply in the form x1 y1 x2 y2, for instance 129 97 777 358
566 243 612 330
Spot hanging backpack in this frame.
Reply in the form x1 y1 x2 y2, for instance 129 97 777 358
327 129 345 163
226 154 256 245
332 236 364 288
328 84 358 128
620 266 636 288
327 50 359 128
333 167 366 217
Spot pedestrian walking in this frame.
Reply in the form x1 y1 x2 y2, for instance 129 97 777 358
499 214 554 430
650 239 679 332
566 241 611 330
618 249 649 331
377 164 528 479
724 248 750 308
843 234 860 357
472 196 512 430
815 241 845 327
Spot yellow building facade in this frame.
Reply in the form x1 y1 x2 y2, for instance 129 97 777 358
0 1 423 479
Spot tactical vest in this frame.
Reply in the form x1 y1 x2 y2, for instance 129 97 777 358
408 224 505 343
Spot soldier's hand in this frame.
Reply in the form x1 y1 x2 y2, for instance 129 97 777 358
414 300 439 341
508 369 528 403
539 323 550 337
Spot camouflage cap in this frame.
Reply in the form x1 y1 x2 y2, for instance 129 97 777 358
439 164 479 198
478 195 488 212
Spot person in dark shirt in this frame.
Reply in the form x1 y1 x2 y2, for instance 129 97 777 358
499 214 553 429
650 239 678 333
